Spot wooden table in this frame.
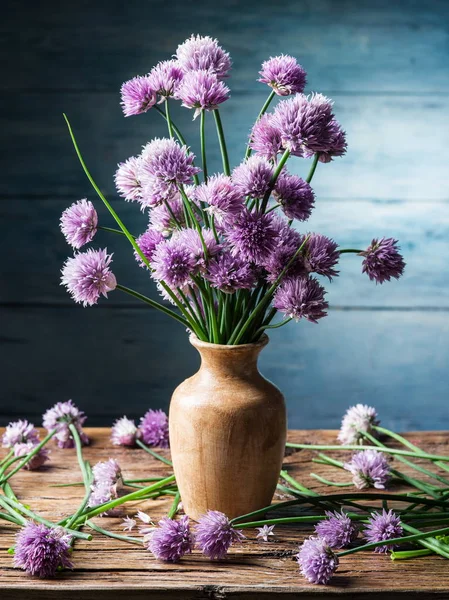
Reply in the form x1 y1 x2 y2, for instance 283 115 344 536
1 429 449 599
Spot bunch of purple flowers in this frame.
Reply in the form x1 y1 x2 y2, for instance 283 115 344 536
60 35 405 344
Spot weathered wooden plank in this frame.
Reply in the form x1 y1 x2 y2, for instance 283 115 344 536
1 429 449 598
1 93 449 201
0 198 446 307
2 0 449 93
1 307 448 430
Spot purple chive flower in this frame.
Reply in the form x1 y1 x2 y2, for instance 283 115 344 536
120 75 157 117
207 251 257 293
227 210 278 264
151 237 197 289
147 60 184 100
111 416 140 446
360 238 405 284
258 55 307 96
274 173 315 221
344 449 391 490
149 195 187 235
122 516 137 532
134 229 164 267
314 511 359 549
60 199 98 249
115 156 143 203
195 174 244 224
88 458 123 509
256 525 275 541
363 509 403 553
176 70 230 119
271 93 337 157
263 218 306 283
13 442 50 470
14 522 73 578
319 120 347 163
303 233 340 280
195 511 245 560
232 155 274 199
2 420 39 448
61 248 117 307
173 228 220 269
297 536 339 585
139 409 169 448
42 400 89 449
140 138 200 196
136 510 155 543
249 113 283 160
148 516 194 562
175 34 231 79
273 276 328 323
338 404 379 445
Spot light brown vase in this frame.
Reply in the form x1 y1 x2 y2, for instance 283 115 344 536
169 334 286 520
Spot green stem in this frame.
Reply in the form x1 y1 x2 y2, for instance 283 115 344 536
391 548 433 560
339 248 363 254
98 225 133 237
213 109 230 175
63 114 152 270
260 149 290 213
285 442 449 462
71 475 176 525
0 450 13 467
200 109 208 181
253 318 292 339
0 496 91 540
135 439 173 467
0 430 56 485
280 470 317 496
245 90 276 160
116 284 189 328
338 526 449 557
168 491 181 519
310 473 353 487
165 100 174 139
306 152 320 184
0 511 24 526
66 425 93 529
86 520 143 545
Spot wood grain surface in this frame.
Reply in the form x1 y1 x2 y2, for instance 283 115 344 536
1 428 449 598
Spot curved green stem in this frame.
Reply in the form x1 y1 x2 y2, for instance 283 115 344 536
339 248 363 254
200 110 208 181
116 284 189 328
253 318 292 338
98 225 134 238
260 149 290 213
213 109 230 175
135 439 173 467
86 520 143 545
310 473 353 487
0 430 56 485
0 511 24 526
245 90 276 160
306 152 320 183
165 100 174 139
168 491 181 519
285 442 449 462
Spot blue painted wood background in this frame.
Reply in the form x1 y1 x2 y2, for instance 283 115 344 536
1 0 448 430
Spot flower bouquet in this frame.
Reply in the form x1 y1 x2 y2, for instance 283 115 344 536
60 35 405 518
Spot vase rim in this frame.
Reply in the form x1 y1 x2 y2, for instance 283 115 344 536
189 334 269 351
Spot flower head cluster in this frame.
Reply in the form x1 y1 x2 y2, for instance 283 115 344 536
173 228 220 270
195 174 244 224
60 199 98 249
361 238 405 284
207 251 257 293
151 236 197 289
2 420 39 448
249 113 283 160
42 400 89 449
175 35 231 79
195 510 245 559
314 511 359 549
273 276 328 323
121 75 157 117
226 210 278 264
344 449 391 490
259 55 307 96
147 60 184 100
140 409 169 448
13 442 50 470
148 516 194 562
115 156 143 203
111 416 140 446
274 173 315 221
14 522 73 578
176 70 230 118
88 458 123 510
150 196 186 235
297 536 339 584
134 228 165 267
61 248 117 307
338 404 379 445
363 509 403 553
302 233 339 280
232 156 274 199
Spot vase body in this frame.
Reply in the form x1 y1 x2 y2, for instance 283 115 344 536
169 335 286 520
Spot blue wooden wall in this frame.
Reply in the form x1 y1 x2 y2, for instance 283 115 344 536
1 0 448 430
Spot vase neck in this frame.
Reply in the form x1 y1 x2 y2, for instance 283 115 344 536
190 337 268 378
